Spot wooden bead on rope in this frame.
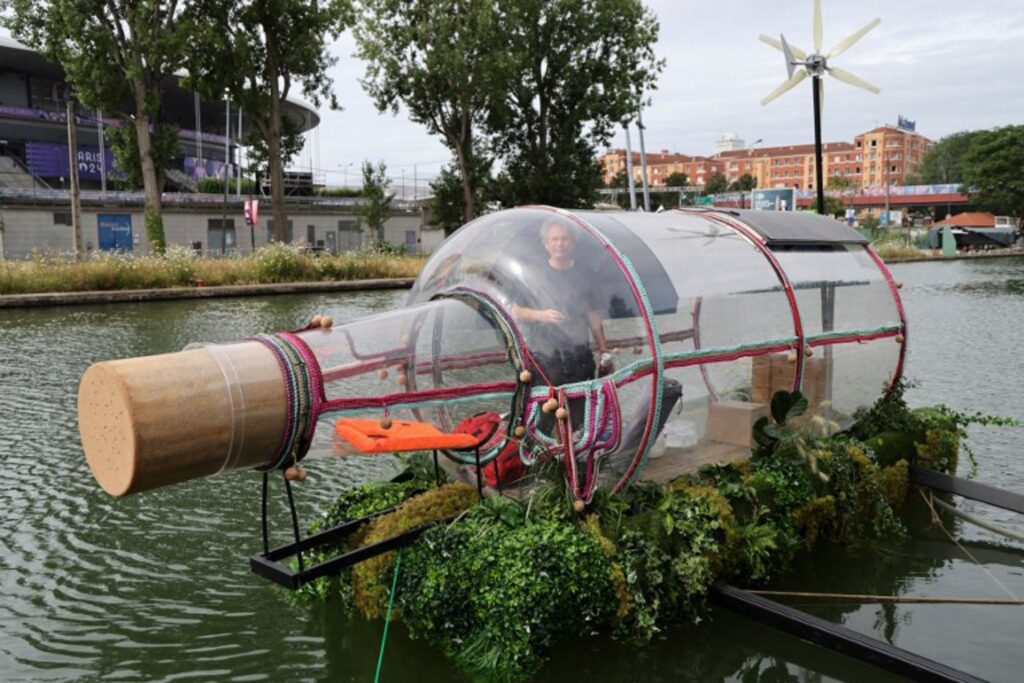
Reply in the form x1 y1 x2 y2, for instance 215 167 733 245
786 349 798 363
379 417 393 429
804 346 814 358
542 397 558 413
895 333 905 343
519 370 532 384
895 281 904 289
513 425 526 437
377 368 389 380
284 466 307 482
396 373 408 387
573 499 585 513
555 407 568 420
310 315 322 327
319 315 333 329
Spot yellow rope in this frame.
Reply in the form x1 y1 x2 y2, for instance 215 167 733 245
918 487 1019 601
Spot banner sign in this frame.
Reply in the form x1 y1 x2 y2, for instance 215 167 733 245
244 199 259 226
751 188 795 211
25 141 117 181
97 213 133 251
185 156 231 179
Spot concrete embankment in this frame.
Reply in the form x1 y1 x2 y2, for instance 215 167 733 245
0 278 416 309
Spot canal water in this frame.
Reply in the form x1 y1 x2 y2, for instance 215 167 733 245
1 257 1022 682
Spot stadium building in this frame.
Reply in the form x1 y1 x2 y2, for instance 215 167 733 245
0 35 433 259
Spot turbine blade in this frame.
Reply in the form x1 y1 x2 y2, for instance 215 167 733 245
828 66 880 94
759 34 807 60
827 18 881 59
813 0 823 53
781 34 796 79
761 70 807 106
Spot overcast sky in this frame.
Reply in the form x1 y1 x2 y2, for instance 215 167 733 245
309 0 1024 190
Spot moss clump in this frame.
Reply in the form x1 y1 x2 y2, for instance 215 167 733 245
352 482 478 618
289 479 430 606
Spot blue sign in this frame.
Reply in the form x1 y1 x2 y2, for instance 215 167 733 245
897 115 916 132
751 188 796 211
97 214 133 252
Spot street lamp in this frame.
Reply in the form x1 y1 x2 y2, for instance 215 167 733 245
340 162 354 188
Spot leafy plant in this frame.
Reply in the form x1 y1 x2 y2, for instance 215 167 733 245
753 390 827 482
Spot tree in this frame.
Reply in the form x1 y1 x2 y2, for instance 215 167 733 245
239 120 305 188
430 154 493 235
728 173 755 191
357 0 501 224
487 0 663 208
665 171 688 188
827 175 852 190
3 0 192 252
917 130 981 184
491 139 605 208
606 170 630 189
183 0 352 242
357 161 395 245
703 173 728 195
823 196 846 217
959 125 1024 220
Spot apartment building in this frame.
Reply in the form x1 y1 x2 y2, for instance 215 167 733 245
601 123 932 191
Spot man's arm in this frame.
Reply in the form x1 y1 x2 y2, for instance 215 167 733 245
587 310 608 353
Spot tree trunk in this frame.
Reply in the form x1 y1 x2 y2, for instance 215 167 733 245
133 82 165 254
454 118 476 224
267 64 288 243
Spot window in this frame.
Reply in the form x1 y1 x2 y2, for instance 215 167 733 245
208 218 236 254
267 219 294 242
53 212 72 225
870 140 877 147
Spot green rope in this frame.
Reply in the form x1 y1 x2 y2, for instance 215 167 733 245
374 548 403 683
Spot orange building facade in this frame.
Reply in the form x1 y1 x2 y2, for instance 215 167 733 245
601 124 933 191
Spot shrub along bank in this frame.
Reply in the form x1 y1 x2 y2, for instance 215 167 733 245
0 243 425 295
289 384 1009 682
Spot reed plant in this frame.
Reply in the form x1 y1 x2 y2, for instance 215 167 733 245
0 243 426 294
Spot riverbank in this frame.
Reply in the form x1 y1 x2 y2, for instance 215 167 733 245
0 243 425 298
0 277 416 308
3 244 1024 309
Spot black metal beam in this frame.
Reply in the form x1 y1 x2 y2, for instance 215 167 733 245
251 514 454 590
709 582 984 683
910 465 1024 515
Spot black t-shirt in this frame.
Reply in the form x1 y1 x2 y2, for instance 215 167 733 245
515 260 603 353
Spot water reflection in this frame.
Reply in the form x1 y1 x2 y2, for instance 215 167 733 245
2 259 1024 681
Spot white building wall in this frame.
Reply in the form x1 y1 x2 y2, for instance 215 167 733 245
0 205 423 259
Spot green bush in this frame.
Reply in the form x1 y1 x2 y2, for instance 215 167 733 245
395 503 617 682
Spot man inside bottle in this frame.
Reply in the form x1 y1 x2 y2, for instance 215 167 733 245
511 217 613 432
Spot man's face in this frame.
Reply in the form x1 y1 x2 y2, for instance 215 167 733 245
543 225 575 260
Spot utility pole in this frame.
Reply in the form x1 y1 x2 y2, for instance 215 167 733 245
623 125 637 210
413 164 418 202
194 92 203 171
236 107 243 196
221 96 230 254
812 77 825 215
65 98 82 259
636 107 651 212
883 152 891 229
96 108 106 194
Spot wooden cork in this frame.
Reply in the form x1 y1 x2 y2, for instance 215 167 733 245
78 341 287 497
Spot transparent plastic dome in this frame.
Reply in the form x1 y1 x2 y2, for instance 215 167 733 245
405 207 905 498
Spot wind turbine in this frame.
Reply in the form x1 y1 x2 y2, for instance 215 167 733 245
759 0 881 215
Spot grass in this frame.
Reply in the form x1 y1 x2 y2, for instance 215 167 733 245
0 243 427 295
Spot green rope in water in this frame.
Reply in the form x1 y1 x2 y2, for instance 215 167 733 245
374 548 403 683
